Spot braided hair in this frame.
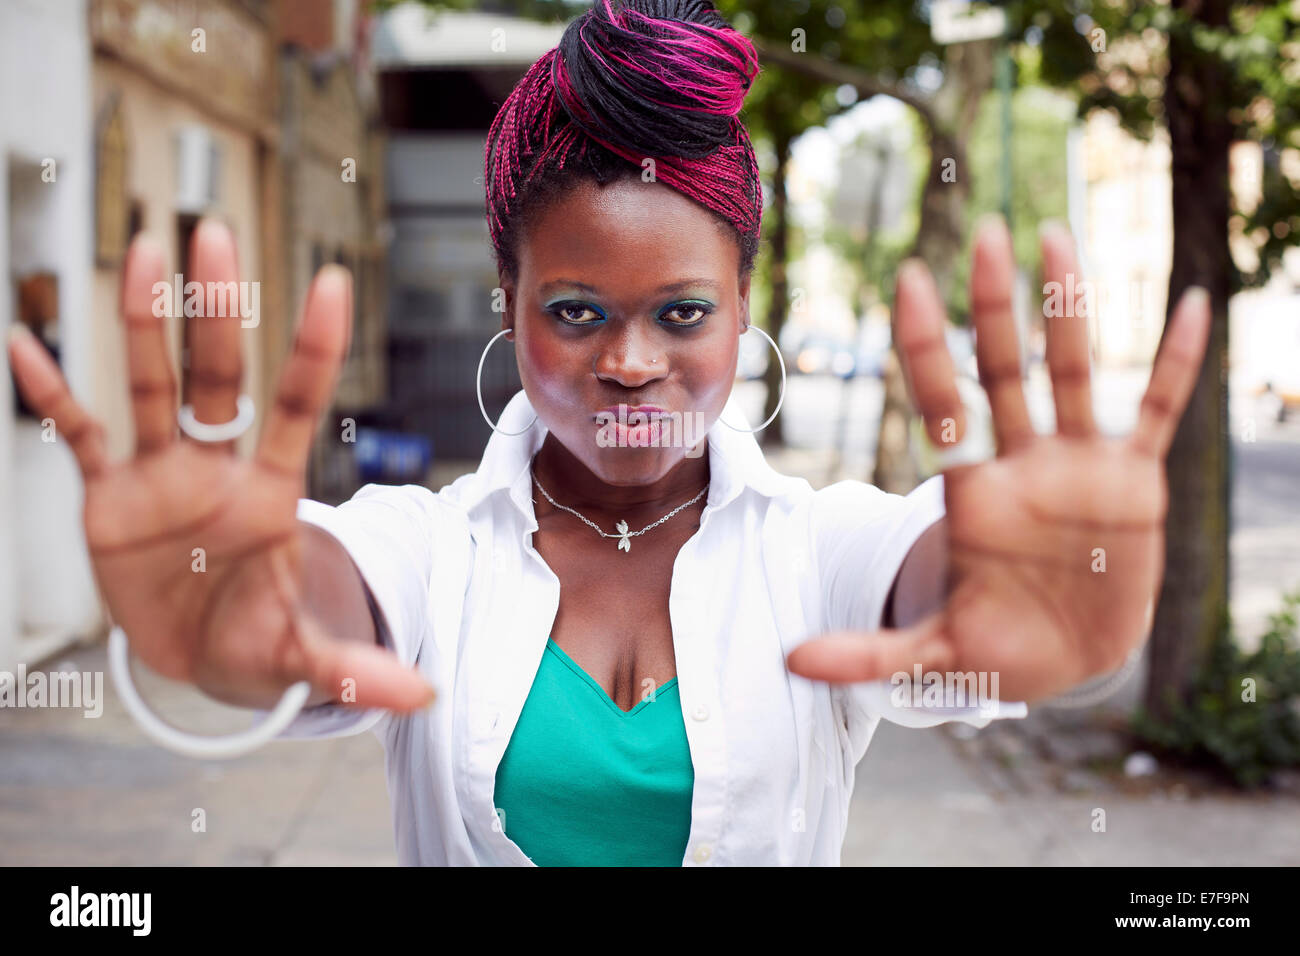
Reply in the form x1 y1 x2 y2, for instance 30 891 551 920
484 0 763 283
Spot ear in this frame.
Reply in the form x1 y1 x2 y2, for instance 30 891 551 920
738 271 752 331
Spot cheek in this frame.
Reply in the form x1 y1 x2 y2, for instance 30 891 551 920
675 331 737 404
516 325 591 419
517 325 569 387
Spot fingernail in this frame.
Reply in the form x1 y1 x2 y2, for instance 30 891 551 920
977 212 1006 236
195 217 229 242
1038 218 1069 241
1184 286 1209 308
423 683 438 707
7 323 33 345
898 257 929 283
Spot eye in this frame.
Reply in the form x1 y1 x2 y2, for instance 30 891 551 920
660 301 714 326
548 301 606 325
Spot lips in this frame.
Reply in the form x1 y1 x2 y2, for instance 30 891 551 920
593 405 670 447
595 404 666 418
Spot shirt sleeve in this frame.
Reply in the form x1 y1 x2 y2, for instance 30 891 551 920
263 483 449 741
809 475 1027 760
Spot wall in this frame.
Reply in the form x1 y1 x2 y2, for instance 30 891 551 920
0 0 98 669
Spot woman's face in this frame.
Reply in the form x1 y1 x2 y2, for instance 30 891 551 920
503 176 750 488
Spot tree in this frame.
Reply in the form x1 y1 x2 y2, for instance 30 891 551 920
1025 0 1300 718
751 0 1300 718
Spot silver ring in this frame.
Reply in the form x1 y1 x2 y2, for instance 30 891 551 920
178 394 256 443
931 435 990 470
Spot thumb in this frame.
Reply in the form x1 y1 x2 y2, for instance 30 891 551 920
295 613 437 714
785 613 955 683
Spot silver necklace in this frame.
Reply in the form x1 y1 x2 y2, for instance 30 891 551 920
531 468 709 553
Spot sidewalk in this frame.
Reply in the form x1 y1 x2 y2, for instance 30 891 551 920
0 642 395 866
846 717 1300 866
3 637 1296 865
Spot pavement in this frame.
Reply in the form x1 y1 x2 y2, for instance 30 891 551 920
2 369 1297 866
848 718 1300 866
4 638 1295 865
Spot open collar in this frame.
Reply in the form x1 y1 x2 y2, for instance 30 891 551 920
458 388 801 528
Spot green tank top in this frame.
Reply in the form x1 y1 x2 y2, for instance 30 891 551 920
492 637 694 866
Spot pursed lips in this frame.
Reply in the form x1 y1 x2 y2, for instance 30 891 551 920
594 404 668 420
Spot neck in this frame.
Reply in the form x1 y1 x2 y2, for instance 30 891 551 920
531 433 710 518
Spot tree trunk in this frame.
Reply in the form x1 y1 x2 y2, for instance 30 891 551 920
759 116 793 447
1145 0 1234 720
873 129 971 492
874 39 993 492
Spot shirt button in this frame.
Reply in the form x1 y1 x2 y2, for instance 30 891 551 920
691 705 710 722
692 844 712 863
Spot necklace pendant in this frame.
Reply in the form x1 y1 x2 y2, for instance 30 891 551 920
615 520 631 553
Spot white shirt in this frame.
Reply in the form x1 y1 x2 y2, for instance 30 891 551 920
280 387 1027 865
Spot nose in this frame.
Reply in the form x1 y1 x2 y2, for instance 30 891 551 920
593 324 665 388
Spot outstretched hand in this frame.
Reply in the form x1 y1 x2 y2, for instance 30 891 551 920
6 220 435 713
786 216 1211 704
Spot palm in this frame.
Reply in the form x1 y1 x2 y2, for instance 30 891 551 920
7 220 432 712
941 437 1163 700
83 450 299 689
788 218 1210 704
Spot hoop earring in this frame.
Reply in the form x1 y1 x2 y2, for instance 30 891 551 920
720 325 786 432
477 328 537 436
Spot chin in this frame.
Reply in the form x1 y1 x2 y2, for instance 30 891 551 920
583 442 683 486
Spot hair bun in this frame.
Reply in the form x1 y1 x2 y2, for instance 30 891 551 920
551 0 759 161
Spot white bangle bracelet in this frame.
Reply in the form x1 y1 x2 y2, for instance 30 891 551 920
107 625 312 759
1045 644 1144 709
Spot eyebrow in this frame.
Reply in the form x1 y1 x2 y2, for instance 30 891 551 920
539 278 722 296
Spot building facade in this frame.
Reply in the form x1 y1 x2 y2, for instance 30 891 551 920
278 0 390 502
0 0 98 670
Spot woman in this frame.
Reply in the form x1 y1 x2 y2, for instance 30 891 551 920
7 0 1209 866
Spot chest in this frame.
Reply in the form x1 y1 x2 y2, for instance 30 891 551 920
450 498 841 864
532 513 697 713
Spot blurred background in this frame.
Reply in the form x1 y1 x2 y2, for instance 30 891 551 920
1 0 1297 865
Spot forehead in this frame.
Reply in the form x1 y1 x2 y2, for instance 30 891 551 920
517 178 739 286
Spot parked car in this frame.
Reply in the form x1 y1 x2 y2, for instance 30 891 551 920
785 333 856 377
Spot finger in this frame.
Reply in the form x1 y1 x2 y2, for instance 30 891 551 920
7 324 109 478
785 615 956 684
894 259 967 447
971 215 1034 453
185 218 245 451
300 629 438 714
264 547 434 714
120 235 177 455
255 265 352 479
1040 221 1096 437
1131 287 1212 458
